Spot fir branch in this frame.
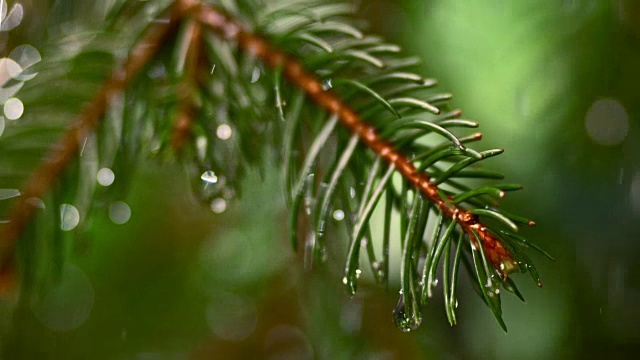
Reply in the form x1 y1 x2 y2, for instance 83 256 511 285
195 4 529 280
0 0 552 331
0 2 187 271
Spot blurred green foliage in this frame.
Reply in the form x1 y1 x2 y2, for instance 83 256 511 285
1 0 640 359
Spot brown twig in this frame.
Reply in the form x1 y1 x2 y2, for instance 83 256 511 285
195 5 524 278
0 3 190 280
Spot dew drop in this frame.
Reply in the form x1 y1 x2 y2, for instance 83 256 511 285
392 294 422 332
109 201 131 224
355 269 362 279
250 66 261 83
455 300 459 308
9 44 41 81
4 97 23 120
28 197 45 209
585 98 629 146
349 187 356 198
0 57 22 87
342 276 348 285
60 204 80 231
432 278 439 287
332 209 345 221
210 198 227 214
96 167 115 186
201 170 218 184
216 124 233 140
0 2 23 31
31 263 94 332
321 79 332 90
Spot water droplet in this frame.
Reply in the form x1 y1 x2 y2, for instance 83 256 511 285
0 2 23 31
8 44 40 81
455 300 459 308
60 204 80 231
210 198 227 214
343 275 356 295
30 263 94 331
4 97 23 120
585 98 629 146
216 123 233 140
27 197 45 209
0 57 21 87
96 167 115 186
332 209 345 221
109 201 131 224
392 294 422 332
250 66 261 83
349 187 356 198
355 269 362 278
201 170 218 184
210 64 216 74
321 79 332 90
495 289 500 295
432 278 439 287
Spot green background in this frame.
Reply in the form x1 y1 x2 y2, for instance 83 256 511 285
2 0 640 358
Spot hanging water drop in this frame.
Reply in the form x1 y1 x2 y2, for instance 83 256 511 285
392 294 422 332
201 170 218 184
321 79 332 90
